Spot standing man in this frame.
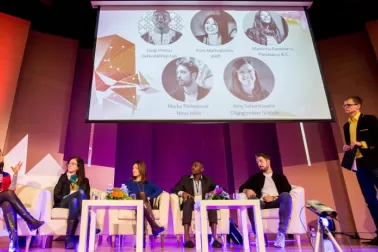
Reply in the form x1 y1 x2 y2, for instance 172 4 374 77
342 96 378 246
239 152 292 248
171 160 222 248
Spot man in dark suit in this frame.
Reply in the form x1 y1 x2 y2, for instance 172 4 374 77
171 160 222 248
342 96 378 246
239 152 292 248
169 57 209 102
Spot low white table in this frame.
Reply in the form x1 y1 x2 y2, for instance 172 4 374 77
200 199 265 252
78 200 144 252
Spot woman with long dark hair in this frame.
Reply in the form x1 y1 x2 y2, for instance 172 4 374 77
0 149 44 252
230 58 270 102
125 160 164 247
53 156 90 249
246 11 287 45
196 14 232 45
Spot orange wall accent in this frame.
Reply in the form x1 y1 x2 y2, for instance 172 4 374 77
366 20 378 60
4 31 78 172
0 13 30 148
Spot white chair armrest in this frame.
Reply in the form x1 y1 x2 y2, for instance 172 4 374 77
289 185 307 233
41 189 53 221
156 191 170 228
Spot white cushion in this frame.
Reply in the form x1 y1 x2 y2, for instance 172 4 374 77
51 208 69 220
261 208 279 219
117 210 160 220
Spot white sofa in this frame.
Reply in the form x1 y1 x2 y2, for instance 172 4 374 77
170 194 230 245
0 185 45 251
106 191 170 247
39 188 106 247
238 185 307 246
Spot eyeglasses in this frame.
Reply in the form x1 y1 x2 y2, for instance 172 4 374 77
343 104 356 108
67 162 78 166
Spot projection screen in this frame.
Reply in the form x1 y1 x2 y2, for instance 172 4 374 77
87 3 333 122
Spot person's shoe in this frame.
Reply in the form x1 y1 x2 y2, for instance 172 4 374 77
152 226 165 237
274 232 286 248
211 239 223 248
65 235 76 249
362 236 378 246
184 240 195 248
27 220 45 232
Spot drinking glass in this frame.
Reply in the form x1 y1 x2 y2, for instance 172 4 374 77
130 194 136 200
91 192 99 200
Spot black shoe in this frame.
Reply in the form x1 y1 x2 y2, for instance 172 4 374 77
65 235 76 249
184 240 195 248
152 226 165 237
362 236 378 246
27 220 45 231
212 239 223 248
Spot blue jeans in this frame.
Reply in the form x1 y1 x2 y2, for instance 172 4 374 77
355 165 378 235
247 192 292 234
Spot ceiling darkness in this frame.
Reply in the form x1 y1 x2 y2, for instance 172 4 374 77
1 0 378 48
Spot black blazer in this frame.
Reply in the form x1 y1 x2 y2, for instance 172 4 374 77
53 173 90 208
343 113 378 169
171 175 216 201
170 86 209 102
238 172 291 199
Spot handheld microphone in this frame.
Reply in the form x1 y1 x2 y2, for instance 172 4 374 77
306 200 337 219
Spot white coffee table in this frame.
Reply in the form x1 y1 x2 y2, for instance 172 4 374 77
78 200 144 252
200 199 265 252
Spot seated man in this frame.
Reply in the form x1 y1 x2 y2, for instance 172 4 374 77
239 152 292 248
171 160 222 248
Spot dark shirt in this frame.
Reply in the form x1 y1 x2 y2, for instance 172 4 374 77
170 85 209 102
125 179 162 200
53 173 90 208
239 172 291 199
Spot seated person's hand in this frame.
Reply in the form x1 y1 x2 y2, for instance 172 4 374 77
182 192 193 201
263 195 278 202
243 189 256 198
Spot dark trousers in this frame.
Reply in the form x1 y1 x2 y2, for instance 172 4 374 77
59 190 87 220
355 161 378 235
182 198 218 225
247 192 292 234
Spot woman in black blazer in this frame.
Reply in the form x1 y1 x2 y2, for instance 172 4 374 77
53 156 90 249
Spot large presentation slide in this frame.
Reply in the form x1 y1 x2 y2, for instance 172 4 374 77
88 7 333 122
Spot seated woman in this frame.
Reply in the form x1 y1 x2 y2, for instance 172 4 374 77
53 156 90 249
0 150 44 252
125 160 164 246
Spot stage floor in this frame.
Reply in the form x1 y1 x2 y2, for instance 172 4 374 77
0 235 376 251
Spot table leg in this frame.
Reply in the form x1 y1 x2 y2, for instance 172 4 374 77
200 204 209 252
240 207 250 251
253 205 266 252
78 201 89 252
88 209 97 251
135 202 144 252
194 203 202 251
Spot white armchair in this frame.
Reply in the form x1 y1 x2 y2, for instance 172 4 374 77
170 193 230 245
0 185 45 251
238 185 307 247
39 188 106 247
106 191 170 247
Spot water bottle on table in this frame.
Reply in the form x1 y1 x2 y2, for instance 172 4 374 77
106 184 113 194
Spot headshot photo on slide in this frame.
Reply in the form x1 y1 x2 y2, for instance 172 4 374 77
191 10 237 46
243 11 289 46
162 57 213 102
139 10 183 45
224 57 274 102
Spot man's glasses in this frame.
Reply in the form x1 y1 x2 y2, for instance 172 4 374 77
343 104 356 108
